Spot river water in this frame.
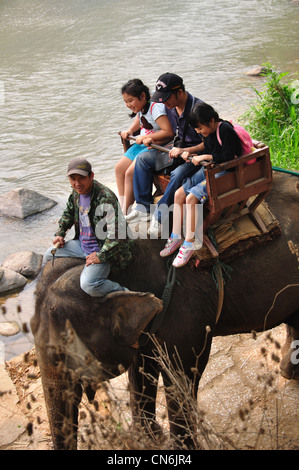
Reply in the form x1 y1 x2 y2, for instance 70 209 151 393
0 0 298 358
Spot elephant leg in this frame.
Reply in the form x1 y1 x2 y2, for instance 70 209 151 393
280 321 299 380
128 354 161 439
162 368 201 450
161 337 212 449
37 351 83 450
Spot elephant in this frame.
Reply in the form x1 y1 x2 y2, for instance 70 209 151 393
30 170 299 450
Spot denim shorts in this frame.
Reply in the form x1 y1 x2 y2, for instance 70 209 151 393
182 167 227 203
182 167 207 201
124 143 149 161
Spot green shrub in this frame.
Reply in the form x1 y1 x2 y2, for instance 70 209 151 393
241 64 299 171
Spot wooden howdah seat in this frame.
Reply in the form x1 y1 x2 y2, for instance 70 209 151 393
120 135 273 258
199 142 272 257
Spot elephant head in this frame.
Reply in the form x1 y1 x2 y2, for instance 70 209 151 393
58 290 164 381
31 257 164 381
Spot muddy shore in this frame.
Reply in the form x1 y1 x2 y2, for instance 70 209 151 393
1 324 298 450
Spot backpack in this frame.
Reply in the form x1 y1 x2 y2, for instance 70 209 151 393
216 121 256 165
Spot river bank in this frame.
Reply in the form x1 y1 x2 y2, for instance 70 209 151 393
1 324 298 450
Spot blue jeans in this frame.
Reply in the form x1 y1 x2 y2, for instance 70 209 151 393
133 148 199 222
44 239 127 297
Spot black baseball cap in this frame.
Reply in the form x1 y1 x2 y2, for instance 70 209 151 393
67 158 92 176
151 73 184 102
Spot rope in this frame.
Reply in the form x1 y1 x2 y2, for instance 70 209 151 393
150 261 177 334
212 260 233 287
138 256 178 347
213 263 224 324
272 167 299 176
207 226 233 323
139 226 235 346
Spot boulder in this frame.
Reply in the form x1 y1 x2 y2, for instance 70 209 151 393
245 66 270 77
0 321 21 337
2 251 43 278
0 188 57 219
0 268 27 294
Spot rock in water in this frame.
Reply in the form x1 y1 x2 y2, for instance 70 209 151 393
0 321 21 336
245 66 270 76
2 251 43 278
0 268 27 294
0 188 57 219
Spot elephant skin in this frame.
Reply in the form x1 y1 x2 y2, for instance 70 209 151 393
31 171 299 450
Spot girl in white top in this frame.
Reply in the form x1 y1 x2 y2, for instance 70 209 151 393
116 79 174 214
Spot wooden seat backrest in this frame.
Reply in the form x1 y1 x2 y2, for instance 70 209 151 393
204 145 272 215
201 144 272 257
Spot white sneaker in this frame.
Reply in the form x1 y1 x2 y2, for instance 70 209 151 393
147 217 162 237
172 243 195 268
125 209 150 222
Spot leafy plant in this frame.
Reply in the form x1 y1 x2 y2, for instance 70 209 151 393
241 64 299 171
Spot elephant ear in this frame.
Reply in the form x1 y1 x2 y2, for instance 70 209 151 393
106 291 163 347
